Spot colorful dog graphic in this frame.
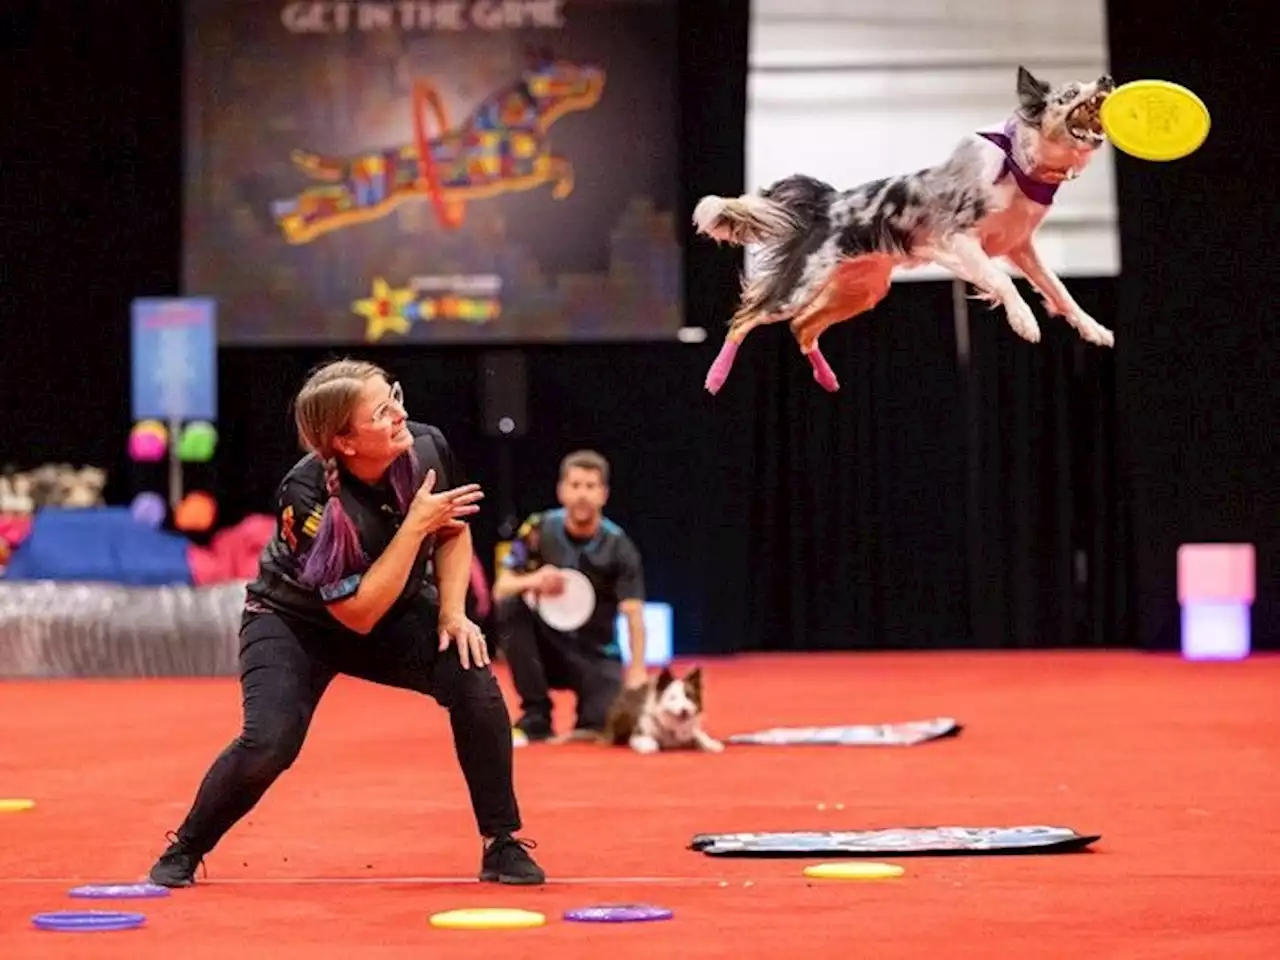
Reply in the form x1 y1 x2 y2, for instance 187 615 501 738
270 52 606 244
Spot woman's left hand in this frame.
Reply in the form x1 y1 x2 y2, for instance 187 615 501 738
438 611 490 669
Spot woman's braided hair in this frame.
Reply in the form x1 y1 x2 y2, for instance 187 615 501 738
291 359 419 589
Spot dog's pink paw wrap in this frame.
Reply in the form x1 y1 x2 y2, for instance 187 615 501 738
807 348 839 392
704 340 740 394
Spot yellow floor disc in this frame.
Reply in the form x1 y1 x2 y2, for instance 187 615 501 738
803 861 905 880
429 908 547 930
1100 79 1210 161
0 799 36 813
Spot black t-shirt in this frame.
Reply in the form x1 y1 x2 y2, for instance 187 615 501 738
501 508 645 658
244 422 463 630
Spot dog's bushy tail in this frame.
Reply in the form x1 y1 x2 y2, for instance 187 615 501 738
718 175 838 325
692 194 798 246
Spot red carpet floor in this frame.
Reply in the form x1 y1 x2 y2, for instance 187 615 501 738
2 651 1279 959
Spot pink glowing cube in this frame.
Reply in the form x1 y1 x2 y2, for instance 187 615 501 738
1177 543 1256 604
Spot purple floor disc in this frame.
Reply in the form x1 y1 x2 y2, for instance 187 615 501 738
32 910 147 932
563 904 674 923
69 883 171 899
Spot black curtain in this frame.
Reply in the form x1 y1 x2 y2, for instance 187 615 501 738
1107 6 1280 652
2 0 1276 657
720 273 1122 653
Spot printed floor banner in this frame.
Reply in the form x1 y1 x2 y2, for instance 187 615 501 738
183 0 682 344
690 826 1102 857
726 718 962 747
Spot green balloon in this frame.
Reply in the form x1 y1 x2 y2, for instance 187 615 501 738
177 421 219 463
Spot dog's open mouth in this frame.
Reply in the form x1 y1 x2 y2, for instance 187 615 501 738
1067 93 1107 144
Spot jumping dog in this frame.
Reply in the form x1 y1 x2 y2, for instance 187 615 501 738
694 67 1117 394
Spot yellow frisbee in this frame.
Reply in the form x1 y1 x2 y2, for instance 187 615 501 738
429 908 546 930
1100 79 1210 161
0 799 36 813
803 861 905 881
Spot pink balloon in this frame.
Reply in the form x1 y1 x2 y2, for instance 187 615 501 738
128 431 167 463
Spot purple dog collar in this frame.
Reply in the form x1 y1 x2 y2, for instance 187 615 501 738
976 122 1059 206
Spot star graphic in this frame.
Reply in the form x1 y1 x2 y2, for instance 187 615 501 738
353 277 414 342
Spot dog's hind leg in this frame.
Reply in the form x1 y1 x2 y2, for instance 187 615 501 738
705 215 833 395
776 246 847 390
788 293 847 391
705 260 795 395
705 313 778 395
805 344 841 392
789 258 893 392
704 338 742 396
921 234 1041 344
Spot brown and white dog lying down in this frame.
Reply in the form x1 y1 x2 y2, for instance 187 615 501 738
694 66 1118 395
603 667 724 755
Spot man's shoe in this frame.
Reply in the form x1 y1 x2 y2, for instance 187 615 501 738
479 835 546 885
147 832 205 888
513 715 553 745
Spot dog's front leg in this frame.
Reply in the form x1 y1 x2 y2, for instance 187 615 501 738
921 234 1041 344
1006 242 1114 347
629 734 660 754
694 730 725 753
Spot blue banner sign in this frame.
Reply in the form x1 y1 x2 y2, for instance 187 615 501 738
130 298 217 422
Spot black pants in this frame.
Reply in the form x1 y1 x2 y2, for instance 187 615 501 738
171 603 520 856
494 597 622 732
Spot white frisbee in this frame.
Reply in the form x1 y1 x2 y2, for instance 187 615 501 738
525 568 596 631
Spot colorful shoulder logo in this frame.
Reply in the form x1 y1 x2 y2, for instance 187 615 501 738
280 505 298 552
280 503 324 552
302 506 323 538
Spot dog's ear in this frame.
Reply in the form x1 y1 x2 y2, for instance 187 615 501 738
1016 66 1050 122
683 668 703 709
655 667 675 693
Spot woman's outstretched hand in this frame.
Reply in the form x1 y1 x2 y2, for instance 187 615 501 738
405 469 483 537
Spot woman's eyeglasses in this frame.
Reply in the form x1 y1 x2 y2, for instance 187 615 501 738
370 381 405 424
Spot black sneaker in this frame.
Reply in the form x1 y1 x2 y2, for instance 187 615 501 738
479 835 546 885
513 715 553 745
147 832 205 888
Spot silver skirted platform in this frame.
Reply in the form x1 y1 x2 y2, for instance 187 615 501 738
0 581 246 677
